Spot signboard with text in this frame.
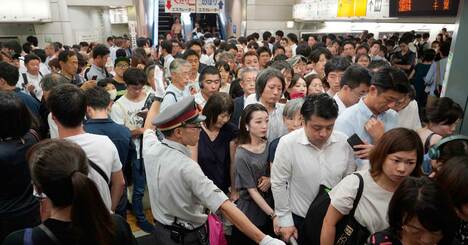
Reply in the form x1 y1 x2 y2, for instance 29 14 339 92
165 0 196 13
196 0 224 13
293 0 389 20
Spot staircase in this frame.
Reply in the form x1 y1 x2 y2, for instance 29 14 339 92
158 0 173 38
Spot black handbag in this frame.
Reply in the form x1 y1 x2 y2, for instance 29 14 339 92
301 173 369 245
334 173 370 245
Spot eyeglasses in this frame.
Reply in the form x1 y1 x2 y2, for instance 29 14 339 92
116 64 129 69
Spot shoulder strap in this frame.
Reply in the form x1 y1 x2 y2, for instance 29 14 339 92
22 73 29 85
23 228 33 245
165 91 178 102
349 173 364 217
88 158 110 184
38 224 61 245
424 133 436 153
84 67 91 81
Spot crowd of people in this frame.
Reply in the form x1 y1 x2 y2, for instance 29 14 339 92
0 26 466 245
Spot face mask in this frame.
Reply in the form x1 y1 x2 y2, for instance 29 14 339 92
108 89 117 101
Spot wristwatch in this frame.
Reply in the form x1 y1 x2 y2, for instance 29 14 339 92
269 212 277 220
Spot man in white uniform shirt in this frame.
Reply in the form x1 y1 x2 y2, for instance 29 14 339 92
271 94 356 242
17 54 44 101
47 84 125 212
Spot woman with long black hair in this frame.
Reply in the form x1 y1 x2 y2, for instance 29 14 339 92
2 139 136 245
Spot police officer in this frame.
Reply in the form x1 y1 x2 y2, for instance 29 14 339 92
143 96 284 245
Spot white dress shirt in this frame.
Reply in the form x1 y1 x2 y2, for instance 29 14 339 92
271 128 356 227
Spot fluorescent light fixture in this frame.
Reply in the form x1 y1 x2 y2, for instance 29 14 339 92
287 21 294 28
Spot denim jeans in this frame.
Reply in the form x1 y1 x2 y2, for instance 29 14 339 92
132 158 148 223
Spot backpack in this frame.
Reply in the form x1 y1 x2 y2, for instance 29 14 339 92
301 173 369 245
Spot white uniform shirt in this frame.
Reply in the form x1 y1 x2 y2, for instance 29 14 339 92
66 133 123 211
17 72 43 101
143 130 228 229
329 170 393 233
271 128 356 227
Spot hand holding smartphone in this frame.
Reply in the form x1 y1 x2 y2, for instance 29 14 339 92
347 133 365 151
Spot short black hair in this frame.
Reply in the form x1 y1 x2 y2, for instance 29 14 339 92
79 41 89 47
255 68 286 100
92 44 110 59
247 41 259 50
296 45 311 59
32 49 47 63
22 42 33 54
3 40 22 55
237 36 248 45
275 30 284 37
161 40 173 54
0 61 19 86
27 35 39 47
182 49 200 59
309 47 332 64
136 37 149 48
286 33 298 44
426 97 463 125
199 65 220 83
84 86 110 110
187 40 202 50
368 60 391 71
123 68 147 86
340 64 371 89
58 49 77 63
47 84 86 128
422 49 436 62
24 54 41 65
301 93 338 121
388 176 457 244
0 92 32 139
439 41 451 57
372 67 410 94
422 33 430 39
256 46 271 56
225 43 238 52
116 48 127 58
262 31 272 41
324 56 351 76
270 60 293 77
272 45 285 54
342 41 355 49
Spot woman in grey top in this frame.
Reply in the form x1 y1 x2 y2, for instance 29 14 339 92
233 104 278 244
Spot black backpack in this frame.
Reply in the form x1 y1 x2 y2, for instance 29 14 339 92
301 173 369 245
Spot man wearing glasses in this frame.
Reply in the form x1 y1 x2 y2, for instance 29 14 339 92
143 96 285 245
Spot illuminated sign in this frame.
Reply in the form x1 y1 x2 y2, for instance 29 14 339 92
389 0 460 16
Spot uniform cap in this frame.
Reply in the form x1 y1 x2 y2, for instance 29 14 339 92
153 96 205 131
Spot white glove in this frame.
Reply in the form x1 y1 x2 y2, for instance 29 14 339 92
259 235 286 245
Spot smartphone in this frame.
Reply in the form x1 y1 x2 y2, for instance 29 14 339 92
347 133 365 151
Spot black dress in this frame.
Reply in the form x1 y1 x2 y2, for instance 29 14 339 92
197 123 238 194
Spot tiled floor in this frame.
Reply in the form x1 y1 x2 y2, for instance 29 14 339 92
127 209 154 233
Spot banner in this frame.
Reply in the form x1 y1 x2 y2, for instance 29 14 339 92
337 0 367 17
164 0 196 13
196 0 224 13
